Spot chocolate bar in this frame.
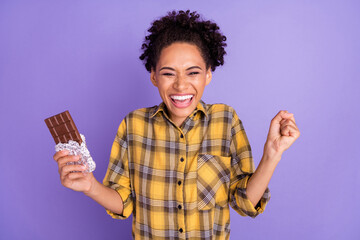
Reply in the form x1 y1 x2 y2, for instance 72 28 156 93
44 110 82 144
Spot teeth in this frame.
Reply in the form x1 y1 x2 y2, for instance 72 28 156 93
170 95 193 100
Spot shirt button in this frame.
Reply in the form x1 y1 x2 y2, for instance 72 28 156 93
178 180 182 185
178 205 182 210
179 228 183 233
180 157 184 162
180 134 184 138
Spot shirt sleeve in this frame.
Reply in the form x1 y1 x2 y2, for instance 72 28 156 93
102 118 133 219
228 110 270 218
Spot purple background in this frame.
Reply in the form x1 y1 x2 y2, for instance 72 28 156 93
1 1 359 239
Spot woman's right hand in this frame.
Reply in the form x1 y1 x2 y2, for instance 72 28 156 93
53 150 96 194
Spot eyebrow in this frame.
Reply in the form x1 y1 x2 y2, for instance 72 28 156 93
159 66 203 71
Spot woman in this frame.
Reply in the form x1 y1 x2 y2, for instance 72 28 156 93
54 10 300 239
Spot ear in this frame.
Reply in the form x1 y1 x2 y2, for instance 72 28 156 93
205 67 212 86
150 68 157 87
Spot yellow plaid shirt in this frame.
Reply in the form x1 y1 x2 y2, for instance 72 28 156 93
103 100 270 239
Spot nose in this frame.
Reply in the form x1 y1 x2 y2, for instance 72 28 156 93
173 74 189 91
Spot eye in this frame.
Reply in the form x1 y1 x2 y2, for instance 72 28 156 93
189 72 199 75
162 73 174 76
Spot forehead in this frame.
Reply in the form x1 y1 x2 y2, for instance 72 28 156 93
157 42 206 68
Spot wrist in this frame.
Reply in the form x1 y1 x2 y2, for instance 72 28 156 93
261 152 281 166
262 145 282 166
263 142 283 160
84 174 100 197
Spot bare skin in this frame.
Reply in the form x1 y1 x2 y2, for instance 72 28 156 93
150 43 301 207
246 110 300 206
53 42 300 214
150 42 212 127
53 151 124 215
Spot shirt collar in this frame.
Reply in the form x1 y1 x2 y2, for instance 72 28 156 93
150 100 208 119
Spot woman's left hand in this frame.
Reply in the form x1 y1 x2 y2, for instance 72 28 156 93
264 110 300 158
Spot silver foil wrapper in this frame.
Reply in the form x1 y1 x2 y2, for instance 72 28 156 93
55 134 96 173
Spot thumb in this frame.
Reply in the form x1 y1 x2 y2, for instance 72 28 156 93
268 110 293 138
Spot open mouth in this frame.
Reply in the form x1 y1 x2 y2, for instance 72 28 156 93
170 94 194 108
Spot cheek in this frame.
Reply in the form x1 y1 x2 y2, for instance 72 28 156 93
156 81 171 94
194 79 207 92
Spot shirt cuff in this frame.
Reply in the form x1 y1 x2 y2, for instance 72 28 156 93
105 185 133 220
232 174 271 218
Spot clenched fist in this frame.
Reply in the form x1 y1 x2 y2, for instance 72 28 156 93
264 110 300 158
53 150 96 194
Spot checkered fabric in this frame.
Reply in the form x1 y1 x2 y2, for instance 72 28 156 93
103 100 270 239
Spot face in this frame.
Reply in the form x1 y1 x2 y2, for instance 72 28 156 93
150 42 212 127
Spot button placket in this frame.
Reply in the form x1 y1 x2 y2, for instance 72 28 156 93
176 130 186 238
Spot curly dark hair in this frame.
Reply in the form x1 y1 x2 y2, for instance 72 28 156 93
139 10 227 72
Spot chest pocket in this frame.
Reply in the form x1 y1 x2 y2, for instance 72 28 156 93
197 154 231 210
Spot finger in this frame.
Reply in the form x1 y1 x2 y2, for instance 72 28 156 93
60 163 86 180
58 155 81 169
287 114 296 124
272 110 294 124
282 112 296 123
281 122 297 131
62 173 90 191
280 125 292 136
281 119 297 129
281 125 299 137
53 150 69 162
66 172 87 180
268 110 287 138
58 155 81 174
271 110 285 124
